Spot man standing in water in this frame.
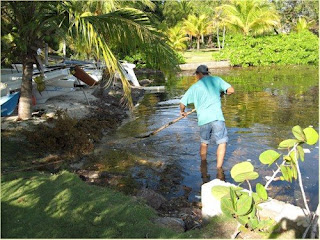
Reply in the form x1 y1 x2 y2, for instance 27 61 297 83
180 65 234 175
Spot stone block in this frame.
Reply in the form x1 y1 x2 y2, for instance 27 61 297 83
153 217 185 233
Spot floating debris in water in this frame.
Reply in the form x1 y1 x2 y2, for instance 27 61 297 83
303 148 311 153
194 195 201 200
246 159 251 162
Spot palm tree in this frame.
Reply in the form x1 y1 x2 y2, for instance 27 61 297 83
1 2 62 120
167 25 189 51
183 14 211 50
295 16 315 32
1 1 179 120
216 0 280 36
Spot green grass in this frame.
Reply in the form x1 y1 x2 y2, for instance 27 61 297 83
182 49 218 63
1 171 180 238
1 171 303 238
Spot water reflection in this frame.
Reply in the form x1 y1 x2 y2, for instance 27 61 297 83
200 160 210 183
94 65 319 211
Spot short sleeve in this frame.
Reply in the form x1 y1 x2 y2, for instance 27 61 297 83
219 78 231 92
180 87 194 106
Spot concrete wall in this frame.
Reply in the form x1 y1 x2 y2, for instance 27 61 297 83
179 61 231 71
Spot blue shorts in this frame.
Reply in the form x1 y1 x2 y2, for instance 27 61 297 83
199 121 228 144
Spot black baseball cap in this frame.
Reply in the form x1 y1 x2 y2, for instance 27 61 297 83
194 65 210 75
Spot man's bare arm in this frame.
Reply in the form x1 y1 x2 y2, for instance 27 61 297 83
180 103 187 116
227 86 235 95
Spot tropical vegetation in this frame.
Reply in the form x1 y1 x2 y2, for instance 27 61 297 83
1 1 179 119
215 0 281 36
1 0 319 117
212 31 319 66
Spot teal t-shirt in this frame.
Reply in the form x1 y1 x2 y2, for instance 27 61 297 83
180 76 231 126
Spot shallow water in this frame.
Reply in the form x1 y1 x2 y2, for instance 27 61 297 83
95 65 319 211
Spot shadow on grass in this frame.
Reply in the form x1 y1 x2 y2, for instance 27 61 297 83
1 171 179 238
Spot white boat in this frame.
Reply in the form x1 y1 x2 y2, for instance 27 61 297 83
32 86 75 104
114 62 140 87
0 72 22 91
122 62 140 87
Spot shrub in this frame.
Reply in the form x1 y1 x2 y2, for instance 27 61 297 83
122 50 186 69
213 31 319 67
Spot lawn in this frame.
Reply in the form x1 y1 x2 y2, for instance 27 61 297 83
1 170 302 238
182 49 219 63
1 170 238 238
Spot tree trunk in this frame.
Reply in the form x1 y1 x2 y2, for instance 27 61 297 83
217 26 221 50
63 39 66 59
189 35 192 49
45 43 48 65
197 37 200 50
18 56 34 120
222 26 226 49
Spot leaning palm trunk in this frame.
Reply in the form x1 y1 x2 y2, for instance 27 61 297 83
18 57 34 120
222 26 226 48
197 36 200 50
217 27 221 50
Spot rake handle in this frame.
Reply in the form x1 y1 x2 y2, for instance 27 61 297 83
150 109 196 136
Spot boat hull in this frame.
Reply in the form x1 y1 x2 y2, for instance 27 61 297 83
1 92 20 117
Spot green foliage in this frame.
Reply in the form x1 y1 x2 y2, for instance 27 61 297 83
295 16 315 33
123 50 185 68
292 125 307 142
211 185 243 200
213 161 273 232
167 25 189 51
183 14 211 50
256 183 268 201
216 184 273 232
278 139 300 149
303 127 319 145
259 125 318 183
230 161 259 183
259 150 281 166
213 32 319 66
215 0 280 36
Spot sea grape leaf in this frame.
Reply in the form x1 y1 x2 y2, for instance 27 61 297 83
291 163 297 179
303 127 319 145
287 167 293 183
221 197 235 216
252 192 262 204
211 186 230 200
248 218 259 230
289 150 298 162
236 194 253 216
229 187 237 210
233 171 259 182
231 162 254 180
280 165 289 181
238 215 249 226
297 145 305 162
249 205 257 219
278 139 299 149
292 125 307 142
257 219 276 232
256 183 268 200
259 150 281 165
283 155 292 162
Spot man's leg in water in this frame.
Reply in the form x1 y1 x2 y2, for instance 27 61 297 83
200 143 208 161
217 143 226 168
